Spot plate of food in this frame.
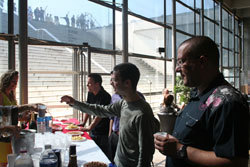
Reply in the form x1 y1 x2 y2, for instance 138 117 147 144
71 135 87 142
65 124 79 130
67 131 84 136
52 124 63 131
84 161 108 167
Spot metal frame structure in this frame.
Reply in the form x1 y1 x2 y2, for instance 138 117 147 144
2 0 245 117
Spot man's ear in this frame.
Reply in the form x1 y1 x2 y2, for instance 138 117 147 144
124 79 131 88
200 55 208 68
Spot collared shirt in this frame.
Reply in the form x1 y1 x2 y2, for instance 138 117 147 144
166 73 249 167
110 94 122 132
87 86 111 136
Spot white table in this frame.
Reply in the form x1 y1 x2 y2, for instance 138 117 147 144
64 139 110 166
32 133 110 167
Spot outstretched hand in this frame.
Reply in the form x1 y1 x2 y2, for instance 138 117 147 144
61 95 75 105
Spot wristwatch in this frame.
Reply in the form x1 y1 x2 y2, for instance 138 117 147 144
177 145 188 160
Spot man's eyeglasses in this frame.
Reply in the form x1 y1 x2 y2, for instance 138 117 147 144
176 56 201 68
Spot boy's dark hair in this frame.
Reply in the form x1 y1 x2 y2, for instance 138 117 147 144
163 94 174 106
88 73 102 85
113 63 140 91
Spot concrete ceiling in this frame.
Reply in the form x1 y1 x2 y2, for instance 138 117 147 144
223 0 250 18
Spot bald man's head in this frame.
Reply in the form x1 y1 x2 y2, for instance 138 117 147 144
179 36 220 68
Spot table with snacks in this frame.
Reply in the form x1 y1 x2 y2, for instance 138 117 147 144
33 118 110 167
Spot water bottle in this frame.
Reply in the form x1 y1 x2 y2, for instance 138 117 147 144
39 144 58 167
14 148 34 167
37 117 45 133
45 116 52 132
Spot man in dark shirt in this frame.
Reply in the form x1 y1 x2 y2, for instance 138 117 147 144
80 73 111 157
154 36 249 167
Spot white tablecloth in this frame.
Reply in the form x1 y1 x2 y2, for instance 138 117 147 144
32 133 110 167
64 139 110 166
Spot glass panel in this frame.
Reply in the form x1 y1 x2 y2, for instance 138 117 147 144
0 41 8 72
129 57 165 113
27 45 73 117
179 0 194 8
128 15 164 57
204 18 214 40
115 11 122 51
235 53 239 67
17 0 114 49
235 77 239 89
235 19 239 35
166 61 173 90
229 51 233 67
229 32 233 49
195 13 201 35
204 0 214 19
0 0 8 33
222 9 228 28
176 32 190 49
166 28 172 59
214 2 219 22
28 73 73 117
195 0 201 9
222 29 228 48
215 24 219 44
176 2 194 35
101 75 113 94
166 0 173 24
129 0 164 23
228 14 232 31
222 48 228 67
235 36 239 52
91 53 113 73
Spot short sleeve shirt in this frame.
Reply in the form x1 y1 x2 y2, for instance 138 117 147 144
166 73 249 167
87 87 111 136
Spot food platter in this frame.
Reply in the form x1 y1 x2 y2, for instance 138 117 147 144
65 124 79 130
52 124 63 131
67 131 84 136
71 135 87 142
83 161 108 167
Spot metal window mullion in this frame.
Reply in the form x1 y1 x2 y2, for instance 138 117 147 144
172 0 176 94
164 0 167 88
122 0 128 62
232 13 235 86
194 0 196 35
112 0 116 69
219 1 223 72
8 0 15 70
201 0 204 35
72 48 79 119
240 21 244 89
18 0 28 104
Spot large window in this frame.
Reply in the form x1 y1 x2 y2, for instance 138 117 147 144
0 0 244 118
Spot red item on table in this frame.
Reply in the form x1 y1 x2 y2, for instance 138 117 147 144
53 118 92 140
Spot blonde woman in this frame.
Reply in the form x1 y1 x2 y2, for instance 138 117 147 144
0 70 39 165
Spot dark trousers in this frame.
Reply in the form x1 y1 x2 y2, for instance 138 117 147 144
108 131 119 163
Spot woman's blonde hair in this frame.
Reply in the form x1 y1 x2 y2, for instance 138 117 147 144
0 70 18 103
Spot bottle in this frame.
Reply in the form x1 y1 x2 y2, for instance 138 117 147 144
53 149 62 167
39 144 58 167
45 116 52 132
29 112 37 130
69 144 76 159
14 148 34 167
37 117 45 133
68 155 78 167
